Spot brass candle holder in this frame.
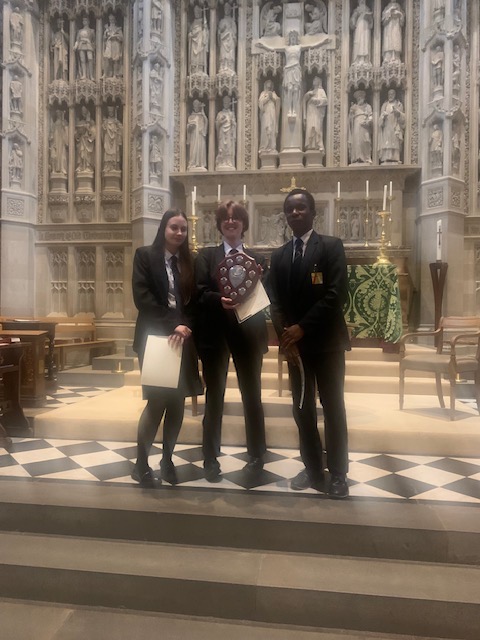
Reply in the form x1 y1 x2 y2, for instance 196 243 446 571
374 209 392 265
334 195 341 237
364 195 370 247
188 196 199 254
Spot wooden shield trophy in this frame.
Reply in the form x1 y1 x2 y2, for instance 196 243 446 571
216 253 262 301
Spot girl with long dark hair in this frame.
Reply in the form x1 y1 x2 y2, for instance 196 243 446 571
132 209 202 486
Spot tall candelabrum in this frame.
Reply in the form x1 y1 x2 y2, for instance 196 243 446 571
189 191 199 254
374 193 393 265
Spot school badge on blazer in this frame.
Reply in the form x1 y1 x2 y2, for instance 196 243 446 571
215 253 262 301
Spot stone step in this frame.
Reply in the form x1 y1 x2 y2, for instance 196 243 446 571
0 483 479 639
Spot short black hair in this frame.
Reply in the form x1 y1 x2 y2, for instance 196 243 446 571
283 188 316 215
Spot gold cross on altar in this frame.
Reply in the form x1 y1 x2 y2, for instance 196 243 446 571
280 176 306 193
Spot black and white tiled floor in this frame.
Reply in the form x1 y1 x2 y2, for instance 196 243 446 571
1 386 478 503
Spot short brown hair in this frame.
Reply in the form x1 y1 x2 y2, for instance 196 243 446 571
215 200 249 234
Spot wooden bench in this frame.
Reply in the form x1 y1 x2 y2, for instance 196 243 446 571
0 316 117 372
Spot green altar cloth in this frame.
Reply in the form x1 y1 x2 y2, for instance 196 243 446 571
345 264 403 343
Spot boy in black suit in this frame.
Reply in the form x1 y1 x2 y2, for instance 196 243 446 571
268 188 350 498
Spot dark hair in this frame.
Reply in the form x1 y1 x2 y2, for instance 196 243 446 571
152 209 195 304
283 188 316 215
215 200 249 235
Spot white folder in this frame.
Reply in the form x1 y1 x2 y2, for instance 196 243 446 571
234 281 270 324
141 335 182 388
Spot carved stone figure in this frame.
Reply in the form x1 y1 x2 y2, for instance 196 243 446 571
350 0 373 65
149 135 163 177
50 110 68 175
51 19 69 81
9 75 23 115
201 211 214 244
378 89 405 164
381 2 404 63
305 2 327 35
452 128 461 174
350 213 360 240
338 213 348 240
261 3 282 37
9 7 24 50
188 4 209 75
452 44 461 97
75 106 96 171
74 16 95 80
216 95 236 170
431 45 444 95
9 143 23 184
258 79 280 152
218 1 237 73
151 0 163 33
303 76 327 152
429 123 443 173
433 0 445 23
149 62 164 113
187 99 208 170
103 14 123 78
348 89 372 164
102 106 123 171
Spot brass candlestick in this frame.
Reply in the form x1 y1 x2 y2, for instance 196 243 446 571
364 195 370 247
373 210 392 265
188 197 199 254
334 195 341 236
387 193 394 247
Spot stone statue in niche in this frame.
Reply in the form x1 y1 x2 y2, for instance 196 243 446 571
218 1 237 73
305 2 327 35
260 2 282 37
348 89 372 165
102 106 123 171
201 211 215 245
350 0 373 65
378 89 405 164
188 4 209 75
151 0 163 33
338 213 348 240
9 7 24 51
75 106 96 172
9 75 23 116
303 76 327 152
103 14 123 78
50 110 68 176
452 44 461 98
381 2 404 63
149 134 163 178
452 127 461 175
350 212 360 240
187 99 208 170
9 143 23 185
432 0 445 23
74 16 95 80
431 45 444 97
258 79 280 153
51 18 69 81
215 95 236 170
429 122 443 174
149 62 164 113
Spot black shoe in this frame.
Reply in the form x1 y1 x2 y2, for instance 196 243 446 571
204 460 221 483
290 469 325 492
328 474 349 499
131 465 156 487
160 460 178 485
243 457 264 474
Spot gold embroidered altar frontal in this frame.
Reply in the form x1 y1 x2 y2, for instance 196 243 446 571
345 264 403 343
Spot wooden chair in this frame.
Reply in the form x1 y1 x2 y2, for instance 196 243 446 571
399 316 480 420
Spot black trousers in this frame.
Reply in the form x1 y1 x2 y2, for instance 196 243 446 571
288 350 348 478
200 339 266 463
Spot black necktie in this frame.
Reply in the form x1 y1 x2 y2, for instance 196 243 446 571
228 248 239 255
291 238 303 283
170 255 182 309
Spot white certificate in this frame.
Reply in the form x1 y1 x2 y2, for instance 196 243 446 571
234 281 270 324
141 335 182 388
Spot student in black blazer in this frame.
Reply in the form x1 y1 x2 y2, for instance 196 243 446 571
195 201 268 481
132 209 202 486
268 189 350 498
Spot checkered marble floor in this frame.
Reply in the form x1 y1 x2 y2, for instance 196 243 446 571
44 385 115 409
1 438 480 504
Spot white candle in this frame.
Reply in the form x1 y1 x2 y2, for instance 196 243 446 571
217 184 221 202
243 184 247 202
337 181 341 199
191 190 195 217
389 181 393 198
436 220 442 261
365 180 369 199
193 185 197 202
383 185 387 211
